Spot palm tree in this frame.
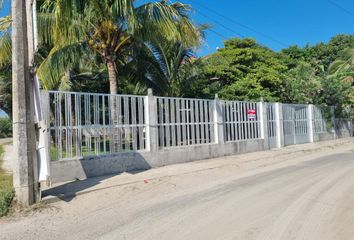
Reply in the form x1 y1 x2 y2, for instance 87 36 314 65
132 40 195 96
0 1 12 117
322 48 354 109
38 0 202 95
327 48 354 83
0 14 11 67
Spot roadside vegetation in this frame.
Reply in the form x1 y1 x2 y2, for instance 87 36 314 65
0 117 12 138
0 144 14 217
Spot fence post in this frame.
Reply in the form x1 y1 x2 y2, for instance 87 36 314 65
308 104 314 143
331 106 336 139
259 100 269 149
275 103 284 148
214 94 224 145
145 89 158 152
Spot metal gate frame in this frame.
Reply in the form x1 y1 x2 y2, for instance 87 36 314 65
266 103 278 149
283 104 311 146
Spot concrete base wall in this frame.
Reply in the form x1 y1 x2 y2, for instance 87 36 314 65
50 139 264 183
335 130 352 139
313 132 335 142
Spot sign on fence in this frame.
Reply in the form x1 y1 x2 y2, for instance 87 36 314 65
247 109 257 120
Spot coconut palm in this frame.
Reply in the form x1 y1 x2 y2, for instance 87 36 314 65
131 40 195 96
0 14 11 67
38 0 203 95
327 48 354 82
322 48 354 109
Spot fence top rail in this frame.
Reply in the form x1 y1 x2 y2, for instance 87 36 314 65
44 90 146 98
156 96 214 102
222 99 259 104
43 90 337 111
283 103 309 107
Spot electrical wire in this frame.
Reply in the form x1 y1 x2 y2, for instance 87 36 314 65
188 0 287 47
193 8 245 38
328 0 354 17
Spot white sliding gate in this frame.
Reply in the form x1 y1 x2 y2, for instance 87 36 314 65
266 103 279 149
283 104 310 146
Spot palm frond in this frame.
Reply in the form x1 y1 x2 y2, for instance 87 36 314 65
37 42 87 90
0 16 12 67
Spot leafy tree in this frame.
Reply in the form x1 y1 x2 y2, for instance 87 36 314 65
190 38 288 101
280 62 322 104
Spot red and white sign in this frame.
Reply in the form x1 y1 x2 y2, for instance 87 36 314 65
247 109 257 120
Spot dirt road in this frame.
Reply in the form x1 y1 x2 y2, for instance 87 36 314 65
1 139 354 240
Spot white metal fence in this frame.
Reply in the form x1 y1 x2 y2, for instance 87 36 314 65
282 104 310 146
312 105 330 133
43 91 147 160
156 97 215 148
223 101 261 142
266 103 278 148
41 90 352 161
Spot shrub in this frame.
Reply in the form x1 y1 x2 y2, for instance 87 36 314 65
0 189 14 217
0 145 14 217
0 117 12 138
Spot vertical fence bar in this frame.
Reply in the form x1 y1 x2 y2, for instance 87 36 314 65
176 99 182 146
308 104 314 143
190 100 195 145
138 97 144 150
275 103 283 148
165 98 170 147
170 99 176 147
195 100 200 145
203 101 209 143
131 97 137 151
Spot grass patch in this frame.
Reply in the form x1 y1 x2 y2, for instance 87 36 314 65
0 144 14 217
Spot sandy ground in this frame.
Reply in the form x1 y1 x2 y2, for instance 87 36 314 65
1 139 354 240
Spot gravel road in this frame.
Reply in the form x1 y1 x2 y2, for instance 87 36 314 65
1 139 354 240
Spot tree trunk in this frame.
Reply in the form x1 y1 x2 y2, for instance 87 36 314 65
106 60 120 151
107 60 118 95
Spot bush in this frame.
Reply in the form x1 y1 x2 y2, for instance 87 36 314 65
0 189 14 217
0 145 14 217
0 117 12 138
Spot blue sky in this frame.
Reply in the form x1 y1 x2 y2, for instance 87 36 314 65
184 0 354 55
1 0 354 56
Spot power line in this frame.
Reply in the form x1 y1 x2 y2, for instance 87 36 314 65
193 8 245 38
206 29 229 40
328 0 354 17
188 0 287 47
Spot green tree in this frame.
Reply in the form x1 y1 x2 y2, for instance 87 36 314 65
191 38 288 101
322 48 354 113
131 40 195 96
281 62 322 104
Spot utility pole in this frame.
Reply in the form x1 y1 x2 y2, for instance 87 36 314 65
12 0 38 205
